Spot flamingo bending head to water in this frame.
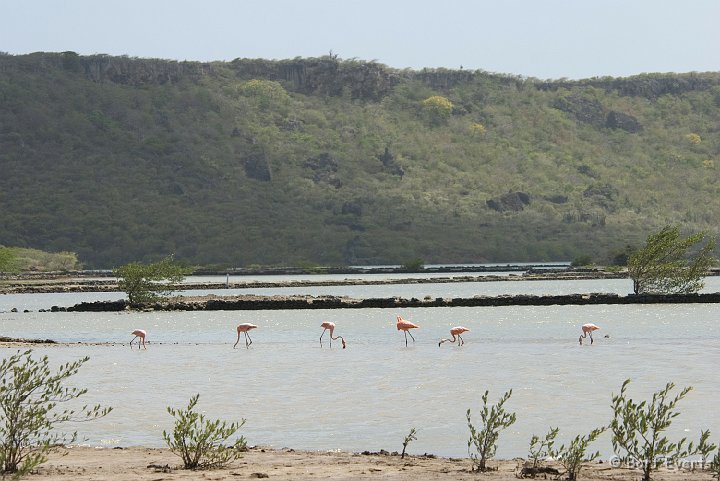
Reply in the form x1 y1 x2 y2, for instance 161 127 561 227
234 323 258 349
396 315 419 346
439 326 470 347
579 323 600 345
320 321 346 349
130 329 146 350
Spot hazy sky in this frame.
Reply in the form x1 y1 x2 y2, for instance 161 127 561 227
2 0 719 80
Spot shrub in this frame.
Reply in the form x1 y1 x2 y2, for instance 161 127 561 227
163 393 247 470
627 225 716 295
547 427 606 481
689 429 716 470
0 350 112 476
401 258 424 271
114 255 192 304
610 379 694 481
712 445 720 480
421 95 453 125
401 427 417 459
528 427 559 468
466 389 517 472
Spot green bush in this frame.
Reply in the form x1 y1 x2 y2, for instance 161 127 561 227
690 429 716 471
627 225 716 294
0 350 112 476
712 445 720 480
466 389 517 472
114 255 192 304
610 379 695 481
547 427 606 481
163 393 247 470
528 427 558 468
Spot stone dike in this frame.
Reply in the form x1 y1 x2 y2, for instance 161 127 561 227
51 292 720 312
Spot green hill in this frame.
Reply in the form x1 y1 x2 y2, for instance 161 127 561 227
1 52 719 268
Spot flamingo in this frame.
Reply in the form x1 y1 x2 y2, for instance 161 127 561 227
234 323 258 349
439 326 470 346
396 315 419 346
579 323 600 345
130 329 146 350
319 321 346 349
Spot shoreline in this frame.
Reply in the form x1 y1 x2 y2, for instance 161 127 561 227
31 445 711 481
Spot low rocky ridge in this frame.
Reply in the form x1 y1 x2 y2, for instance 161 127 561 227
49 292 720 312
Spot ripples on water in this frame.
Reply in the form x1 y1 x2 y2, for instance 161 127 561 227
1 278 719 458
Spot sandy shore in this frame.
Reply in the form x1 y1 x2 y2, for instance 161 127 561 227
29 446 712 481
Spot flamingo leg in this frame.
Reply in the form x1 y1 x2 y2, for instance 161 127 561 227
233 332 241 349
141 338 146 349
130 335 137 349
320 328 327 347
589 332 593 345
245 332 252 348
404 331 408 346
458 334 463 346
408 331 415 343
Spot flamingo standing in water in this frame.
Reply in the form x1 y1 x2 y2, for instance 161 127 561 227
579 323 600 345
130 329 146 350
319 321 346 349
234 323 258 349
396 315 419 346
439 326 470 347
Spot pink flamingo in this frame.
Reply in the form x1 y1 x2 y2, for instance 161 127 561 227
397 315 419 346
319 321 346 349
234 323 258 349
579 323 600 345
130 329 146 350
439 326 470 347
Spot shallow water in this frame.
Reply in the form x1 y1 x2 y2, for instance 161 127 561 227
5 276 720 312
1 295 718 458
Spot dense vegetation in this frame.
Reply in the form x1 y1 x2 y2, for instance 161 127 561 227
0 246 79 273
1 52 719 268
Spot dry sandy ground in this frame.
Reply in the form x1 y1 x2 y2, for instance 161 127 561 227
28 446 713 481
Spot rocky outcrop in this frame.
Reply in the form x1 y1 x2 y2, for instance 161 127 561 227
552 94 606 127
486 192 531 212
377 147 404 177
538 73 720 99
243 153 272 181
230 57 401 101
583 183 619 210
606 110 643 132
544 194 568 204
304 153 342 188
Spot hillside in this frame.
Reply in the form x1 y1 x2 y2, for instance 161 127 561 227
1 52 719 268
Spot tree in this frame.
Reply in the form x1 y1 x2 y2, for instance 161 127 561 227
237 79 290 108
466 389 517 472
163 393 247 470
610 379 695 481
114 255 192 304
421 95 453 125
0 247 19 275
0 350 112 476
401 427 417 459
627 225 716 294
